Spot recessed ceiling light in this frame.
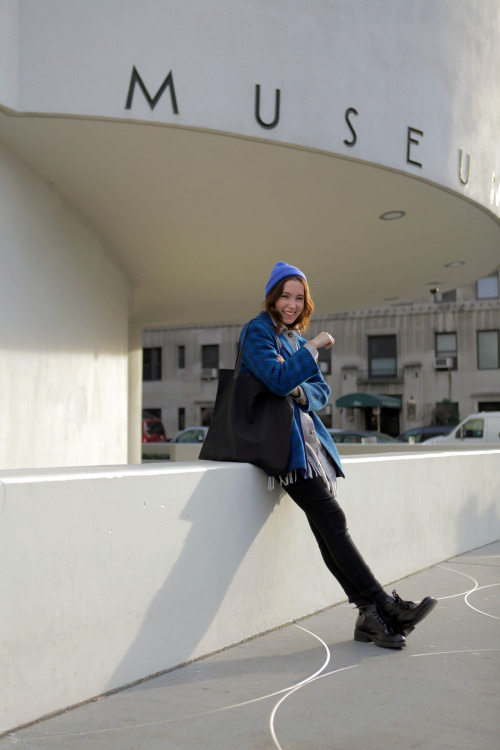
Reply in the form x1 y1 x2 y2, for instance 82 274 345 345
427 281 443 285
444 261 465 267
384 296 400 301
379 211 406 220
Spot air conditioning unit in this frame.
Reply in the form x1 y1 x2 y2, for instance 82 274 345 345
201 368 218 380
434 357 454 370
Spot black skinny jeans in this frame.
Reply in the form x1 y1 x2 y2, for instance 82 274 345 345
284 475 384 604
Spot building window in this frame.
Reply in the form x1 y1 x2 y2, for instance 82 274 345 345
477 330 499 370
434 289 457 303
178 345 185 369
143 408 161 419
178 407 185 431
477 274 499 300
201 345 219 379
318 348 331 375
143 347 162 381
478 401 500 411
435 332 457 370
368 335 397 377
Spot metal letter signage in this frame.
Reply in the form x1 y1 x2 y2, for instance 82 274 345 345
119 67 497 206
490 172 500 208
343 107 358 147
255 84 280 129
406 126 424 168
458 149 470 186
125 66 179 113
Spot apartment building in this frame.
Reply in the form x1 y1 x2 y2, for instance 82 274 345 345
143 270 500 438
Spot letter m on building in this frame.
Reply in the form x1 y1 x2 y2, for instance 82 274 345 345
125 66 179 113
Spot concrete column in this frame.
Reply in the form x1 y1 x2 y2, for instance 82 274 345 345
128 322 143 464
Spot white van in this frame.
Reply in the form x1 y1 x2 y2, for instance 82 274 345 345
426 412 500 445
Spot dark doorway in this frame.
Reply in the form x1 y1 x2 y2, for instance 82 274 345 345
200 406 214 426
478 401 500 412
364 407 400 436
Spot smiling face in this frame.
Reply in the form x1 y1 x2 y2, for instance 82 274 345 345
273 279 305 326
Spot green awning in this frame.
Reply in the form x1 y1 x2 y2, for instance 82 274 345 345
335 393 402 409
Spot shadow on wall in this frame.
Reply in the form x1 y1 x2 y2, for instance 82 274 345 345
106 468 278 691
454 491 500 559
106 453 500 697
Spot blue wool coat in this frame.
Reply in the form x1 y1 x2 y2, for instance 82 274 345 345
239 312 344 479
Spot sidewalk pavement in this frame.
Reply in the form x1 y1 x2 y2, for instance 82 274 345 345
3 541 499 750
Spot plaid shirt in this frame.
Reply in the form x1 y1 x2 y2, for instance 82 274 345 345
239 312 344 479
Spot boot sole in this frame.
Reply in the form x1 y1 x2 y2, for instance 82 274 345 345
354 628 406 649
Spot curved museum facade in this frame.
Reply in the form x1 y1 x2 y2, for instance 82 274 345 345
0 0 499 468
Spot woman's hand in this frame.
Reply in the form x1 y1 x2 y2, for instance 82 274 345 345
309 331 335 350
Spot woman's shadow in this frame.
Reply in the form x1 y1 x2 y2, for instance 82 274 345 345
107 464 278 691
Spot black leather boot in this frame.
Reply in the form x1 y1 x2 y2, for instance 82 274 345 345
354 604 406 649
380 590 438 635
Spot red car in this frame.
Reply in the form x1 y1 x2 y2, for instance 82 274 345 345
142 418 167 443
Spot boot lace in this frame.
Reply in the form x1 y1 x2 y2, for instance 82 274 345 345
373 606 391 631
392 590 415 610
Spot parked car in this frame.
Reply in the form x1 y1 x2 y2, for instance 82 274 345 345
397 425 455 443
142 417 167 443
171 426 209 443
425 412 500 445
327 429 398 444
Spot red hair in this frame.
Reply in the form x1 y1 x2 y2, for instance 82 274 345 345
264 276 314 332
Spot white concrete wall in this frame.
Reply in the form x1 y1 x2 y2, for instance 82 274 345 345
0 142 131 468
1 450 499 733
0 0 19 108
2 0 498 218
128 323 143 464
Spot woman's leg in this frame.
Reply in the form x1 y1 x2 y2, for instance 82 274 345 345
285 475 410 649
284 475 384 604
285 475 437 644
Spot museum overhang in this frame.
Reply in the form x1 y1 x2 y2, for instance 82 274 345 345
1 0 499 327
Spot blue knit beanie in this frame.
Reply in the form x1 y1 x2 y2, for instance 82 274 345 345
265 261 307 298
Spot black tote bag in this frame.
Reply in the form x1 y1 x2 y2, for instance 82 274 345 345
199 321 294 474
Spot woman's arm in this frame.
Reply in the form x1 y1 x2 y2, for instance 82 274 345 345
308 331 335 350
241 322 318 397
297 373 331 411
292 331 334 410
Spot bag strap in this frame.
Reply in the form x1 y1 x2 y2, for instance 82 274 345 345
233 322 251 379
234 319 283 380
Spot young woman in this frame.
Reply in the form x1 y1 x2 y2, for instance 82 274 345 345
239 261 437 649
